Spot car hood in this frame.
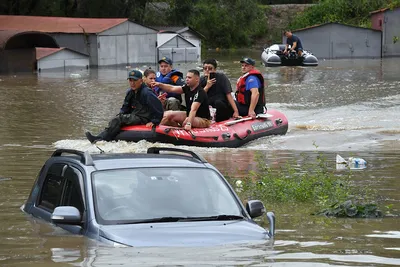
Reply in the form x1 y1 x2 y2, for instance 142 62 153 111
99 220 268 247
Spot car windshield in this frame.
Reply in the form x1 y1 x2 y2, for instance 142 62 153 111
92 167 243 224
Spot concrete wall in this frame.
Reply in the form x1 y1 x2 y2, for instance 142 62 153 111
291 23 381 59
37 49 89 70
382 8 400 57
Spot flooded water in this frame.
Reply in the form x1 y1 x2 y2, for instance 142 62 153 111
0 50 400 266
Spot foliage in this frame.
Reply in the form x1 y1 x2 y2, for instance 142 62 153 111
188 0 268 48
288 0 397 30
228 151 381 217
314 200 383 218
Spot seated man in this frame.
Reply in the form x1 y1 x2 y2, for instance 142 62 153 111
235 57 266 118
200 58 239 122
85 70 164 143
283 30 303 57
151 69 211 130
153 57 185 111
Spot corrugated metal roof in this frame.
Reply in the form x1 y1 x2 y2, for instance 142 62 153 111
35 47 63 60
35 47 88 60
0 15 128 33
153 26 205 39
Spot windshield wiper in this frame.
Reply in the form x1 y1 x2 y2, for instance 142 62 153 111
117 217 186 224
116 215 245 224
180 214 245 221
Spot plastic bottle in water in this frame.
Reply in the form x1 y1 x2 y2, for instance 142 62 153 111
348 157 367 167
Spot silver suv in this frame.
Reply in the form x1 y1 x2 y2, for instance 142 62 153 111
22 147 275 247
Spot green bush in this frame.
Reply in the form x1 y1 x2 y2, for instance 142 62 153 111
288 0 394 30
227 151 382 217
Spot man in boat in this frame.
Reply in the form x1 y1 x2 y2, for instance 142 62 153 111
151 69 211 131
85 70 164 143
283 30 303 57
235 57 265 119
153 56 185 111
200 58 239 122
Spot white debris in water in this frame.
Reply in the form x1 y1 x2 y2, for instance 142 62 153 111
69 73 82 78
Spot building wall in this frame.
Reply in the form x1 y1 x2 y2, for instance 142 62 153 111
0 49 35 73
292 23 381 59
371 12 384 31
37 49 89 70
382 8 400 57
51 33 89 55
97 21 158 66
179 31 201 61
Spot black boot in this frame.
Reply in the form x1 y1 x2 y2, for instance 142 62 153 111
85 131 103 144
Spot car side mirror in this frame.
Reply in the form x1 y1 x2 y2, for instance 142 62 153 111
246 200 266 218
51 206 81 225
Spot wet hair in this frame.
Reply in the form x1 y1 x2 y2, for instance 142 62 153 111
188 69 200 77
202 58 218 69
143 68 156 77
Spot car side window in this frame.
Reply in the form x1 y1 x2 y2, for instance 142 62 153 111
62 167 84 214
38 163 67 211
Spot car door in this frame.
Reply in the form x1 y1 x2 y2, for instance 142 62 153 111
59 165 86 235
33 163 86 235
33 163 67 221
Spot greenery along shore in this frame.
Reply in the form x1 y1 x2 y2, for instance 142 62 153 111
1 0 399 48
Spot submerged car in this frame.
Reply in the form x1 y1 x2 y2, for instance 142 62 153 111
22 147 275 247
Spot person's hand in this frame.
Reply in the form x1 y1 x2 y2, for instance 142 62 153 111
146 122 154 128
248 110 256 119
232 111 240 119
151 81 159 88
283 50 287 55
206 77 216 87
158 93 167 103
184 122 192 131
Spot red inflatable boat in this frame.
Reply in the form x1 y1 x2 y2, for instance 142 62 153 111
116 109 288 148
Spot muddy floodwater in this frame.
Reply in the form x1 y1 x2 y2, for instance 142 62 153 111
0 50 399 266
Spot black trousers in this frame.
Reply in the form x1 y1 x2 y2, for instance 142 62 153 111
213 99 233 122
100 110 150 141
235 101 264 116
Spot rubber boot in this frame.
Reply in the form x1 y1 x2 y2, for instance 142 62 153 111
85 131 103 144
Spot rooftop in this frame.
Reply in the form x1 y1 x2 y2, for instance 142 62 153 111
0 15 128 34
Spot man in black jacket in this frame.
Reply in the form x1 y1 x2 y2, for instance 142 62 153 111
85 70 164 143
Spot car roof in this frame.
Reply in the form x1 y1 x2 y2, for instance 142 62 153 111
50 147 211 170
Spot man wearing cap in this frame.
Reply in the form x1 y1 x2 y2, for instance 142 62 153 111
151 69 211 130
235 57 265 118
154 56 185 111
85 69 164 143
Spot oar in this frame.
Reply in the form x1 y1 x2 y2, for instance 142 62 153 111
225 113 272 126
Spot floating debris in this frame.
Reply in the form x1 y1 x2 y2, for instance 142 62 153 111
336 154 367 170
